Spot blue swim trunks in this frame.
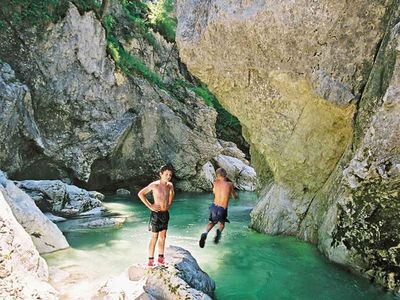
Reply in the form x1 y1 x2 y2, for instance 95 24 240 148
209 203 230 224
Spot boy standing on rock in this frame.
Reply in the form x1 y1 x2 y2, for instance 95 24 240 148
199 168 238 248
138 165 174 266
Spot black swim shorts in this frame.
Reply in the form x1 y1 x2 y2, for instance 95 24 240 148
149 211 170 232
209 203 230 224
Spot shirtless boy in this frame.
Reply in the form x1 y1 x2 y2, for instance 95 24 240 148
199 168 238 248
138 165 174 266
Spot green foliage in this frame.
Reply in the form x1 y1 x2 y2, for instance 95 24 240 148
0 0 65 28
191 86 215 107
119 0 159 50
120 0 148 30
148 0 177 42
192 85 241 132
72 0 101 13
4 251 12 260
0 0 101 30
107 39 120 63
106 32 164 88
171 80 241 133
190 85 243 146
103 15 115 32
103 2 163 88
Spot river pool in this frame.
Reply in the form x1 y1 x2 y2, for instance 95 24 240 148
44 192 398 300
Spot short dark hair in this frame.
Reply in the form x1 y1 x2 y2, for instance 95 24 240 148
216 168 227 178
159 164 174 174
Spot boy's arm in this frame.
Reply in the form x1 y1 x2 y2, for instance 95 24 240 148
168 183 175 209
212 181 217 194
231 183 239 200
138 183 160 211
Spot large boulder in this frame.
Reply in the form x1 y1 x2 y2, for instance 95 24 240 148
0 188 58 299
98 246 215 300
0 171 69 253
176 0 383 192
176 0 400 291
15 179 104 218
213 155 257 191
218 139 249 165
176 161 217 191
0 3 223 192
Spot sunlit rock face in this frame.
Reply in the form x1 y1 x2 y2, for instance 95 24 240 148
0 188 57 299
0 171 69 254
176 0 389 210
176 0 400 291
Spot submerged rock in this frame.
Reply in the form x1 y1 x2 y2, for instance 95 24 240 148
116 188 131 196
98 246 215 300
0 171 69 253
79 206 105 217
79 217 126 229
44 213 67 223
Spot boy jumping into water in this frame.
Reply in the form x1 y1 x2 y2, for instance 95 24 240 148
138 165 174 266
199 168 238 248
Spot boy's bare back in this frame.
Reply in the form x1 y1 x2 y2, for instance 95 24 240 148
213 178 238 209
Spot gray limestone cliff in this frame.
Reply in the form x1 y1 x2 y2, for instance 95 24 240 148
176 0 400 291
0 2 223 192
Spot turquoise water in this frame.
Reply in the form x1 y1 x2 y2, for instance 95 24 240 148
45 192 398 299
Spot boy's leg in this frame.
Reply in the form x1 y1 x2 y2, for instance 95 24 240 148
157 230 167 265
214 222 225 244
199 222 215 248
219 222 225 232
158 230 167 256
148 232 159 266
206 222 216 232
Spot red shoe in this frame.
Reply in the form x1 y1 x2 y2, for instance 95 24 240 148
157 255 165 266
147 257 154 267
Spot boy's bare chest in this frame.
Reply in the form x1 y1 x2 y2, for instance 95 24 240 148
153 185 170 199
